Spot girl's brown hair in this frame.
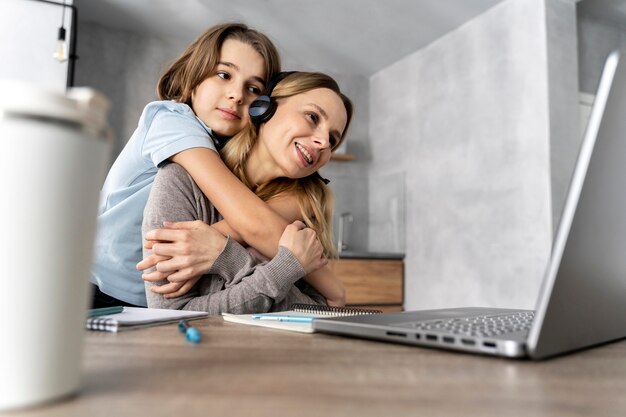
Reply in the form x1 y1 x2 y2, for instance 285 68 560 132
220 72 353 257
157 23 281 105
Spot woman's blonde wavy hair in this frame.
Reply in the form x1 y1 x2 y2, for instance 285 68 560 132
220 72 353 257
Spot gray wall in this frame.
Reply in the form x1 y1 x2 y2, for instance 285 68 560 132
546 0 579 234
319 74 371 252
75 22 186 164
2 0 73 92
577 13 626 94
368 0 569 310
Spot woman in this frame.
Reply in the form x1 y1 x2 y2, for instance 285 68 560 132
142 72 352 313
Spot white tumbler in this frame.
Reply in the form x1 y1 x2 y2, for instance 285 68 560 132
0 81 111 410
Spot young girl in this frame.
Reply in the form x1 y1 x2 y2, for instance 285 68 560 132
142 72 352 312
91 23 343 308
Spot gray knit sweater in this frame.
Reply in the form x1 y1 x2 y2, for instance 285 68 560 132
142 163 326 314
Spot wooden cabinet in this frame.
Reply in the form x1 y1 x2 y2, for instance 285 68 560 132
329 258 404 312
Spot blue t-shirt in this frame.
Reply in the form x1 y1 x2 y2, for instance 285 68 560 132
91 101 218 306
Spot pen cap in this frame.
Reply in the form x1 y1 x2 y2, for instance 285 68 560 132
185 327 202 344
179 320 201 343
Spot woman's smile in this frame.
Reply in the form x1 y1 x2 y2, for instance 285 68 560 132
295 142 315 165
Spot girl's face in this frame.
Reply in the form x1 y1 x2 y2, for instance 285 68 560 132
191 38 266 138
249 87 348 184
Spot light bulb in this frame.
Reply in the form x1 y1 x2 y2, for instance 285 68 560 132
53 27 68 62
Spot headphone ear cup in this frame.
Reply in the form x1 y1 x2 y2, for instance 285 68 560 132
249 95 276 125
249 72 297 126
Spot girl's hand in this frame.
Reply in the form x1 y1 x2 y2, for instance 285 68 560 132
279 221 328 274
138 246 172 282
149 275 202 299
138 220 227 283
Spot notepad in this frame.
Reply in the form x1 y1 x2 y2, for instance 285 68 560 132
85 307 208 332
222 304 382 334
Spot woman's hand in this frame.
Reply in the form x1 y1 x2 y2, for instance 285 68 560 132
278 221 328 274
280 221 345 305
137 220 227 283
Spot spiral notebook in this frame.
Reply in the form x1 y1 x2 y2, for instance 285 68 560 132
221 303 382 334
86 307 208 332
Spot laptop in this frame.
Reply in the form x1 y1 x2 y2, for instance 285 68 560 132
314 50 626 359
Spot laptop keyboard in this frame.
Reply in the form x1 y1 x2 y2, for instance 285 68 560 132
402 311 535 338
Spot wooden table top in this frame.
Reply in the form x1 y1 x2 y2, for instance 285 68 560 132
10 316 626 417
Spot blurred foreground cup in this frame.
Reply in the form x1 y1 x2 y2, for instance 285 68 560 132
0 81 110 410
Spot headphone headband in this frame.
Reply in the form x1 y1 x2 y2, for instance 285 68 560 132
264 71 296 98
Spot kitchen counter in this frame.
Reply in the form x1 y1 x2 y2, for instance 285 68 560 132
338 251 405 260
330 255 404 311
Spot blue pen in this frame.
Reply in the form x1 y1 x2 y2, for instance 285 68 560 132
253 315 314 323
87 306 124 318
178 320 201 343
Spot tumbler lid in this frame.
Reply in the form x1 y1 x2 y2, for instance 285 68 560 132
0 79 109 134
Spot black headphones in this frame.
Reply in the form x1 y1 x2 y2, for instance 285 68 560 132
248 71 330 185
248 71 296 126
